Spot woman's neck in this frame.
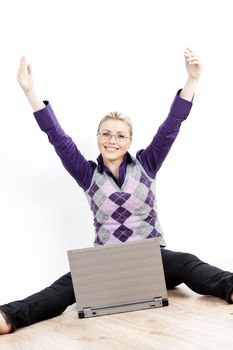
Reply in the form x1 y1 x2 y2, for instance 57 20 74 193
104 159 122 179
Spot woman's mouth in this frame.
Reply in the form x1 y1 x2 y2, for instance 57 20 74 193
104 146 119 153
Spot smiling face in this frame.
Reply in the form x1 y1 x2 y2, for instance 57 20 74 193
97 118 132 166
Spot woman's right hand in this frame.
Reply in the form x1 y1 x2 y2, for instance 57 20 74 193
17 56 33 94
17 56 45 111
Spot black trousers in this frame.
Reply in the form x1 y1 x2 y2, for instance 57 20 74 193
1 249 233 331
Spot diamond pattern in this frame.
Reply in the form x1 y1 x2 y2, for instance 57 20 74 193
145 189 155 208
94 235 103 245
144 208 156 226
133 182 149 202
92 190 107 208
109 192 131 206
111 207 132 224
147 229 160 239
113 225 133 242
88 183 99 198
94 218 102 232
139 173 152 188
91 200 99 215
97 226 112 244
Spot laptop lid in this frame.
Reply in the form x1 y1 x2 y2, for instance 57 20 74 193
67 238 168 318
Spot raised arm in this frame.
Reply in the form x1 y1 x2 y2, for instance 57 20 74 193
17 57 96 191
137 49 202 178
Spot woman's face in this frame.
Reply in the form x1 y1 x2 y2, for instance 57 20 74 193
97 119 132 164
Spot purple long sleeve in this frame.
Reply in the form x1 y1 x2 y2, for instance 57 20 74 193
33 91 192 191
136 91 192 178
34 102 96 191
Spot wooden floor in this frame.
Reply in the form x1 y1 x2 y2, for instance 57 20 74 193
1 260 233 350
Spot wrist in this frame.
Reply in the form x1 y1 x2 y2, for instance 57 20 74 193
180 77 200 102
24 89 45 112
24 88 36 98
187 76 200 84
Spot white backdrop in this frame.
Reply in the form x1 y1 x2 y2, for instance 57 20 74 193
1 0 233 304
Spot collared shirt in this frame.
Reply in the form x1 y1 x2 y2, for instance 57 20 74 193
33 91 192 191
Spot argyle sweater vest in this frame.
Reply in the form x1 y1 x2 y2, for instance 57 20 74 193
85 158 166 246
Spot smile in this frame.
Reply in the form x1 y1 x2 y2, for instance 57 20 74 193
104 146 120 153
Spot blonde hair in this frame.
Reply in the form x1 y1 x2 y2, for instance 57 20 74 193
97 111 133 138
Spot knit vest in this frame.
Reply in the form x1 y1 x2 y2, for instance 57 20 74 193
85 158 166 246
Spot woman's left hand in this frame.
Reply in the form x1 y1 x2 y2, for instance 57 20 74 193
184 48 202 80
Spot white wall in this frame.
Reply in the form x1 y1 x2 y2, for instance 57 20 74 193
1 0 233 304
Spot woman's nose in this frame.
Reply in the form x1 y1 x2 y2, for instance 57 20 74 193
109 135 117 142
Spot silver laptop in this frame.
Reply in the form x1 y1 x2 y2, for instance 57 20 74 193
67 238 168 318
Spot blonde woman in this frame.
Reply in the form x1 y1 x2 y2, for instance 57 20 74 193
1 49 232 334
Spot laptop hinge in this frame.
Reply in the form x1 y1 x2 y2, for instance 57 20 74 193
81 297 165 318
151 297 163 308
82 307 94 318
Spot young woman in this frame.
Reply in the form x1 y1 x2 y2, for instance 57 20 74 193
1 49 233 334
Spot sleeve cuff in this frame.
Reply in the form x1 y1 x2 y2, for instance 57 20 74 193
33 101 59 131
170 90 193 120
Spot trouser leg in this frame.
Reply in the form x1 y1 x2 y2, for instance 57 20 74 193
161 249 233 303
0 272 75 331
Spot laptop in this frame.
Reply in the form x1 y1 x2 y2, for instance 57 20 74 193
67 238 168 318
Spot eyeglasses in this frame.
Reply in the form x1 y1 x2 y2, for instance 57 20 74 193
97 130 130 143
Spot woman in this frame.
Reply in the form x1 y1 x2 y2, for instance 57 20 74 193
1 49 233 334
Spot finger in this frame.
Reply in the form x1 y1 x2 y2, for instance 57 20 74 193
187 58 200 64
184 48 199 59
184 48 192 56
186 47 194 53
186 52 198 57
185 54 200 63
21 55 26 64
184 51 198 59
18 56 26 74
187 55 200 62
187 60 201 65
27 64 32 76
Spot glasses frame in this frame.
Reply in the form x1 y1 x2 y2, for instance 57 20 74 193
97 129 131 143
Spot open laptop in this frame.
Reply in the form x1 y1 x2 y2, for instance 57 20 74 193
67 237 168 318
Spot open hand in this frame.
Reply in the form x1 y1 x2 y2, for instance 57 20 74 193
17 56 33 93
184 48 202 80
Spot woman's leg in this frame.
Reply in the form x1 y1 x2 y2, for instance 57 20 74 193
161 248 233 303
0 272 75 333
